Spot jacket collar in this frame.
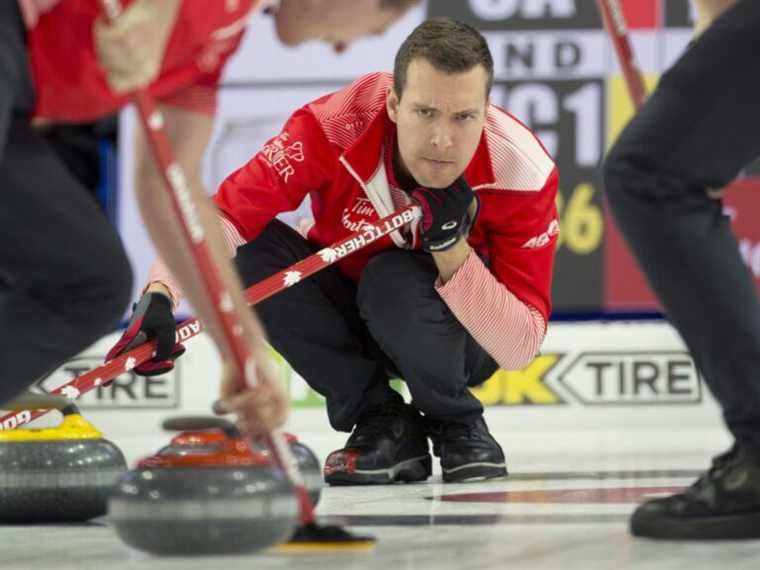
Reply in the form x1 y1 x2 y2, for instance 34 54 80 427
338 112 408 247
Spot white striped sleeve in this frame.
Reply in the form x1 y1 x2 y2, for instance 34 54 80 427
435 251 546 371
145 213 247 310
219 214 248 252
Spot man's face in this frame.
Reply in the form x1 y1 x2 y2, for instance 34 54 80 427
387 58 488 189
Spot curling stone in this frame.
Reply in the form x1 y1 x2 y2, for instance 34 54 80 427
108 416 298 556
157 419 323 506
0 393 127 523
251 433 323 507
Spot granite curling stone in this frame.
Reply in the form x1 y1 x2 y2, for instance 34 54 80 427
0 393 127 523
158 417 323 506
108 416 299 556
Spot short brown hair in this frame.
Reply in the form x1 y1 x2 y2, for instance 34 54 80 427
393 18 493 99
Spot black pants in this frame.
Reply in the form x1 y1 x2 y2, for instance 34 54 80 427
235 220 498 432
0 3 132 404
602 0 760 448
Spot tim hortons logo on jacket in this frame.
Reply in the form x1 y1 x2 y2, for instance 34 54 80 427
341 197 379 232
262 132 305 183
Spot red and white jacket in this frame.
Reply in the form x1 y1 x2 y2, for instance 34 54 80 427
153 72 559 370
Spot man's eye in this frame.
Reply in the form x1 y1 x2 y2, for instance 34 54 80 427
417 108 433 118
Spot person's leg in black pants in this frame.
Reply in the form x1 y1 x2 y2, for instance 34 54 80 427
358 250 505 482
0 3 132 405
602 0 760 539
358 251 496 420
0 121 133 404
235 222 505 483
234 220 399 432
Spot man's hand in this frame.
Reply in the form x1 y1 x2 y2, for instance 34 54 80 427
94 0 182 94
217 351 289 438
411 178 479 252
105 289 185 376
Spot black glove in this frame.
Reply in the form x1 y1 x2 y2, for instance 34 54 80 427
411 177 479 252
105 292 185 376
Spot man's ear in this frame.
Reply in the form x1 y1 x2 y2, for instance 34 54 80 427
386 87 399 123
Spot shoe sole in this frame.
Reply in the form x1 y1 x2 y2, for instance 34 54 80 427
325 454 432 486
442 461 508 483
631 511 760 540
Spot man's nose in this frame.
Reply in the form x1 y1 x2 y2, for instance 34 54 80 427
430 123 453 148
